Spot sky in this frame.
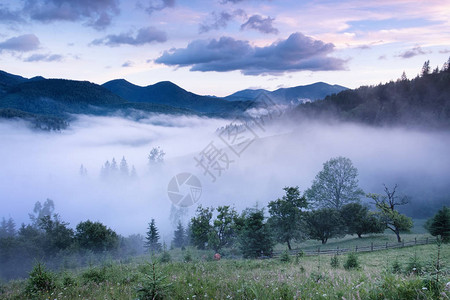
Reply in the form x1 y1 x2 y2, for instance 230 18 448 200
0 0 449 96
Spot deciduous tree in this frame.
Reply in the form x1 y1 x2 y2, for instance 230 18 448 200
368 184 413 242
340 203 384 238
306 157 364 209
305 208 343 244
268 186 307 250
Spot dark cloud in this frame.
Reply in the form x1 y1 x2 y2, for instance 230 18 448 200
439 49 450 54
92 27 167 46
22 0 120 30
141 0 175 15
122 60 134 67
378 55 387 60
155 32 346 75
0 34 40 52
199 9 246 33
241 14 278 34
398 46 428 59
24 53 63 62
0 5 23 23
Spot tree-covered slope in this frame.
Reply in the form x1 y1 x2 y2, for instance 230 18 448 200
292 66 450 128
102 79 254 114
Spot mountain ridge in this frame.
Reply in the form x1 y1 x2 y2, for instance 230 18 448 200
225 82 348 104
101 78 253 114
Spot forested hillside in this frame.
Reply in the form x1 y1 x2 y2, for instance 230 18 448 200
292 60 450 128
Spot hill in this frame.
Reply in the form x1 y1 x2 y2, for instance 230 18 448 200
0 73 203 129
226 82 347 104
102 79 253 114
291 67 450 128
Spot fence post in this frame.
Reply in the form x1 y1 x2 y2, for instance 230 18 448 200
317 247 320 255
337 246 339 255
415 237 417 245
402 241 404 247
386 242 388 249
355 245 358 252
426 237 428 244
371 242 373 251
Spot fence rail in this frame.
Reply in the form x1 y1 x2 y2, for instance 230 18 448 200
272 237 438 258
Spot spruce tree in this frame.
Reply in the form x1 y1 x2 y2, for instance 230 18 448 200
130 165 137 178
120 156 129 177
172 221 186 248
110 158 118 175
425 206 450 242
145 219 162 254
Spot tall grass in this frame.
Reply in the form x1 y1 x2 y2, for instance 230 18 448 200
1 243 448 299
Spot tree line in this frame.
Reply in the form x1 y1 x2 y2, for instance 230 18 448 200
293 58 450 129
146 157 448 258
0 199 144 280
1 157 448 280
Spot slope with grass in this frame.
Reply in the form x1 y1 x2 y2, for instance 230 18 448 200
1 236 448 299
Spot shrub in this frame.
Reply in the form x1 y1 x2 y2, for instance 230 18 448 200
344 252 359 270
25 262 56 296
391 259 402 274
62 273 76 287
310 271 326 283
330 254 339 268
280 249 291 262
405 252 423 275
137 262 172 300
159 250 171 263
183 250 192 262
81 267 107 284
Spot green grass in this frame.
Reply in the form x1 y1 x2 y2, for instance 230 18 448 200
1 241 449 300
276 227 434 252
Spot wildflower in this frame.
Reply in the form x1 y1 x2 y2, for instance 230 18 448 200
422 287 427 290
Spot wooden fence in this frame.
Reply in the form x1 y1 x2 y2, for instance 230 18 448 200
272 237 438 258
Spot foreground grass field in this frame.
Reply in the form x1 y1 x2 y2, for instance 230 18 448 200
1 240 449 300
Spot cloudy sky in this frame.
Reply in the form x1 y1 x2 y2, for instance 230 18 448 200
0 0 449 96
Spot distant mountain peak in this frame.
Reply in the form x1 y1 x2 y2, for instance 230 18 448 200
226 82 348 103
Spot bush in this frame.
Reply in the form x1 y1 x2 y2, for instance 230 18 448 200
137 262 172 300
405 252 422 275
310 271 326 283
25 262 56 296
344 253 359 270
294 251 304 264
280 249 291 262
183 250 192 262
159 250 171 263
330 254 339 268
81 267 107 284
62 273 77 287
391 259 402 274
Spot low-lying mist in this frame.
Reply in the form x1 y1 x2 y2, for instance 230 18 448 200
1 113 449 240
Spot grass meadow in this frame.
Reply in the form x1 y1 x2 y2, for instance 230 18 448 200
1 230 449 300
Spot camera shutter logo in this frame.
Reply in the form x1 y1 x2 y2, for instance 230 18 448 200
167 173 202 207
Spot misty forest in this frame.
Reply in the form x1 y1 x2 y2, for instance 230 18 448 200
0 58 449 299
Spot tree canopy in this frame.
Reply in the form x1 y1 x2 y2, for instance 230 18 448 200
268 186 308 250
425 206 450 242
306 156 364 209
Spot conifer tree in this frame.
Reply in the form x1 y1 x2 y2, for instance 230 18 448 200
145 219 162 254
